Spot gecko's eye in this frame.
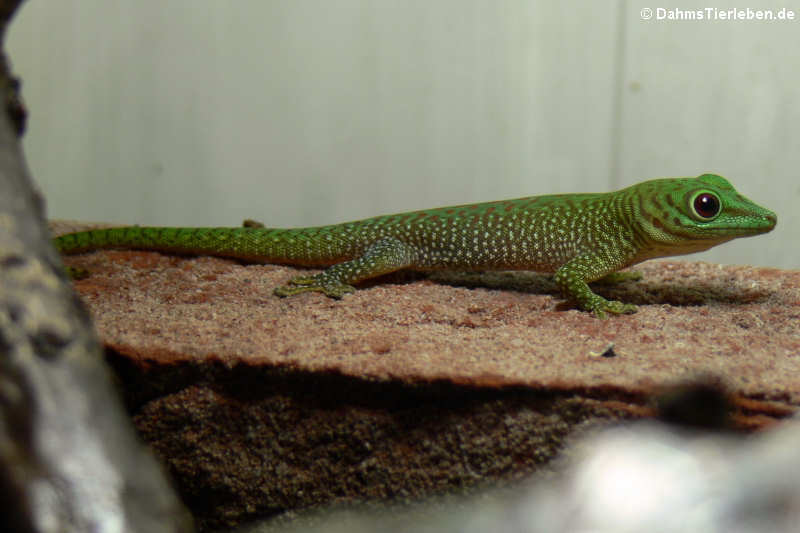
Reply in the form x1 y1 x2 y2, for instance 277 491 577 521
689 191 721 221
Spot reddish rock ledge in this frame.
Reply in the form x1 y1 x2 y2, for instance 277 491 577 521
54 223 800 531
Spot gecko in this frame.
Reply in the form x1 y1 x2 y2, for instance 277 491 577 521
54 174 776 318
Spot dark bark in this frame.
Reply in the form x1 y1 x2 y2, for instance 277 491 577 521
0 1 193 531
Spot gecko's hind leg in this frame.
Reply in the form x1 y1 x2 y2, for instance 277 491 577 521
274 237 419 299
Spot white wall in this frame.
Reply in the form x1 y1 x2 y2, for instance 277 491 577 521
8 0 797 268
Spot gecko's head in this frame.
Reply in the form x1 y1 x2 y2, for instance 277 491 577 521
633 173 776 253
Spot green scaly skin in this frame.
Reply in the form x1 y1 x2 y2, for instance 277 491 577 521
54 174 776 318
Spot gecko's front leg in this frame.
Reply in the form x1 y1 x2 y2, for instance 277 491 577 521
554 254 638 318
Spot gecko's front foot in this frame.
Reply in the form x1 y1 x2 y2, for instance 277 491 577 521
274 275 356 299
585 297 638 319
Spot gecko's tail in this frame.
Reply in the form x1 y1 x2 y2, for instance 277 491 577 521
53 226 357 266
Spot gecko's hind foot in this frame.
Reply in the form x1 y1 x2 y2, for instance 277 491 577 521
273 275 356 299
64 265 90 280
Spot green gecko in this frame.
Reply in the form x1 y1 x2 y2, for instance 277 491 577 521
54 174 776 318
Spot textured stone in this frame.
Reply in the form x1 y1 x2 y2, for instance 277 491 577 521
54 232 800 530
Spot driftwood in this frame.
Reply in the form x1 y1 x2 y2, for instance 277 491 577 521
0 1 192 531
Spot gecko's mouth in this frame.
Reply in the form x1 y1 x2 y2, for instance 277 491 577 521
709 212 777 236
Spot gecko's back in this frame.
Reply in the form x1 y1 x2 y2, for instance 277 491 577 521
55 191 615 272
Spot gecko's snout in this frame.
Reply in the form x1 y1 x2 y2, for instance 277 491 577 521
759 208 778 233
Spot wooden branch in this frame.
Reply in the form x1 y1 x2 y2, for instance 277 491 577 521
0 1 193 531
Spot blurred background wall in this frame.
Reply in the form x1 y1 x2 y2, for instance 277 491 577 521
8 0 797 268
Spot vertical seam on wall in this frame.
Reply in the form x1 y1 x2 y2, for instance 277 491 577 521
609 0 628 189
